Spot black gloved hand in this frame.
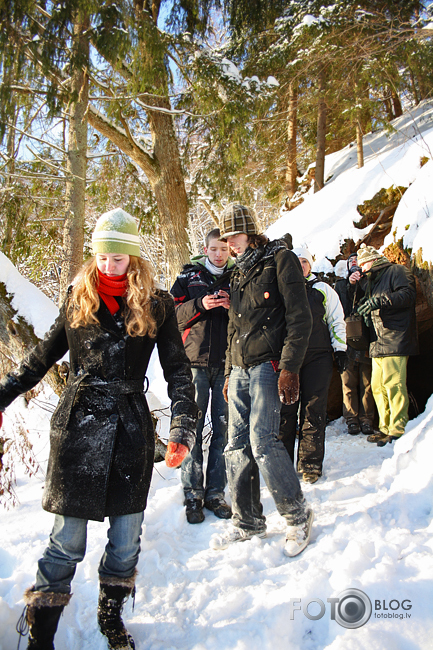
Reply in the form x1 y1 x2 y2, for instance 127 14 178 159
334 351 347 374
357 296 381 316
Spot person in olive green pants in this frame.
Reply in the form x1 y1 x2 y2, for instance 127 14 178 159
356 244 418 446
370 356 409 438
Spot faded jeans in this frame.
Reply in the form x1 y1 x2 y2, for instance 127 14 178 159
35 512 144 594
181 367 228 502
225 362 307 532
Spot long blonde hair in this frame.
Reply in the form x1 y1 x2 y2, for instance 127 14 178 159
67 256 158 338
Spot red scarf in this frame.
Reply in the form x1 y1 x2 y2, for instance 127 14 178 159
97 269 128 315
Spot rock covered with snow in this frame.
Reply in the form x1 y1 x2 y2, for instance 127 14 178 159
0 251 59 339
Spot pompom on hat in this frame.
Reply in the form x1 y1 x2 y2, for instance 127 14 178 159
357 243 381 266
92 208 141 257
292 246 314 269
219 204 257 239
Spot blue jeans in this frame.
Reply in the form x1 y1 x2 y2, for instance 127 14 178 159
35 512 144 594
226 363 306 532
182 367 228 502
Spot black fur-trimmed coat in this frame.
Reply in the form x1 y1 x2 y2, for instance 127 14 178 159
0 291 197 521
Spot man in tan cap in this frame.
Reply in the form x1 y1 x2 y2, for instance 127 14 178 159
210 204 314 557
355 243 418 446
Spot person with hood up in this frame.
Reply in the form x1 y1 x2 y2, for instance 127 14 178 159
279 247 347 483
334 252 376 436
0 208 198 650
355 243 418 446
211 204 314 557
170 228 235 524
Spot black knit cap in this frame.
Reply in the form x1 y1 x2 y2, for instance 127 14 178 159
347 251 357 269
219 203 257 239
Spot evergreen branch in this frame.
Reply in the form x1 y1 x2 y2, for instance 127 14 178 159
198 198 220 226
7 85 48 96
25 145 69 175
5 122 67 155
103 93 212 118
86 105 159 183
5 171 68 181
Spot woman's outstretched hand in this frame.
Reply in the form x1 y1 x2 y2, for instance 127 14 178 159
165 441 189 468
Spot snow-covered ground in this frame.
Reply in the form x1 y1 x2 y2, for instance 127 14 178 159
0 387 432 649
1 100 433 649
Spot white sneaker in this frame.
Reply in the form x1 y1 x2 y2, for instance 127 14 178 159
283 509 314 557
210 526 267 550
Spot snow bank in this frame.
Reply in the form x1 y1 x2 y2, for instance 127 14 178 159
0 252 59 338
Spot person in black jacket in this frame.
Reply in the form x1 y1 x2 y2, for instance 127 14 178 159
356 244 418 446
0 209 198 650
334 253 376 436
279 247 347 483
170 229 234 524
210 204 314 558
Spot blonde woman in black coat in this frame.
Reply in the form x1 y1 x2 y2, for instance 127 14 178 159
0 208 197 650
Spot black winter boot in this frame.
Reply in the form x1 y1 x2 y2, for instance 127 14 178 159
23 587 71 650
185 498 205 524
98 574 136 650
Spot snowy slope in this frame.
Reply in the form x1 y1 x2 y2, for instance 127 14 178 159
267 98 433 271
1 101 433 649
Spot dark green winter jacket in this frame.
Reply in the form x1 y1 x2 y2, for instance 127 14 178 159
360 261 418 358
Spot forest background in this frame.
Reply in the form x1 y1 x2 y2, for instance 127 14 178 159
1 0 432 299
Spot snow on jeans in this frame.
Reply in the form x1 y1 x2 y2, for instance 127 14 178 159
225 362 307 533
35 512 144 594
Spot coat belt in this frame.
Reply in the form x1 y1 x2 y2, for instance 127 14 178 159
78 378 145 394
55 375 148 432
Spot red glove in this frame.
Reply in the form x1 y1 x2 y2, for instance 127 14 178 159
278 370 300 405
165 441 189 468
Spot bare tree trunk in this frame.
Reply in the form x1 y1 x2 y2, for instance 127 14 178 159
285 81 298 202
391 90 403 118
1 115 16 257
356 119 364 169
383 91 394 121
314 69 327 193
131 2 190 284
414 65 427 101
146 102 191 284
409 67 420 105
1 55 19 257
59 16 89 304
